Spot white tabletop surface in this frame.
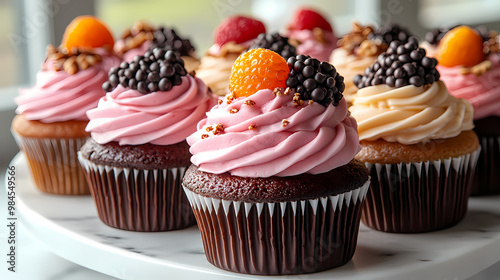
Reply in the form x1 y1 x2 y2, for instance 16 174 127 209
1 153 500 280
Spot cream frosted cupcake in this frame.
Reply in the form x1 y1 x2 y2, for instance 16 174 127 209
78 49 218 231
114 21 200 73
183 49 369 275
283 7 338 62
11 16 120 195
195 15 266 96
431 25 500 195
330 22 413 105
350 37 480 233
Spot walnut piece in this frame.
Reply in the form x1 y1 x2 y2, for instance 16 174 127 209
46 45 102 75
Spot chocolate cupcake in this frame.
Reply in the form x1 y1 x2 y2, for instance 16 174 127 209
350 37 480 233
11 16 120 195
78 49 218 231
183 49 370 275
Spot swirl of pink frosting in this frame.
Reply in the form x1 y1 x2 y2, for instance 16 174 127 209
286 29 337 62
117 40 151 63
86 75 218 146
187 89 359 178
15 48 121 123
437 55 500 120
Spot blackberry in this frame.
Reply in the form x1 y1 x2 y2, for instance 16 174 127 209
369 23 414 45
286 55 344 106
149 27 195 56
102 48 188 94
425 25 459 45
354 37 440 89
248 32 297 60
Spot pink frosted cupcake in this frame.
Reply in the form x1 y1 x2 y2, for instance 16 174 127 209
284 7 337 62
196 15 266 96
78 49 218 231
434 25 500 195
182 49 369 275
11 16 120 195
114 21 200 73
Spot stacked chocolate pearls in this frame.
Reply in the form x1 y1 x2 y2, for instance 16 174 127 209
248 32 297 60
354 37 440 89
103 48 188 94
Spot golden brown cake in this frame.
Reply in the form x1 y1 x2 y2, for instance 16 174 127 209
350 37 480 233
11 16 121 195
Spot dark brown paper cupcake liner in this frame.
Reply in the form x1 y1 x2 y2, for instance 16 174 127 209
471 135 500 195
78 153 195 232
183 180 370 275
361 148 480 233
13 132 89 195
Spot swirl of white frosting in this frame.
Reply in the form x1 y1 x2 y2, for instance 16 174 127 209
349 81 474 144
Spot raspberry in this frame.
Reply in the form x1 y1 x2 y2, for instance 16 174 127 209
214 15 266 46
229 48 289 97
287 8 333 32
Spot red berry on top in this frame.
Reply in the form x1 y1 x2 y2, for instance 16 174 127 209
213 15 266 46
287 8 333 32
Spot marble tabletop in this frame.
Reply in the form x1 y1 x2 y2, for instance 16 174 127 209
3 153 500 280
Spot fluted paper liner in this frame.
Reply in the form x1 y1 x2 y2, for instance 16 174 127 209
78 153 195 232
362 148 480 233
13 132 89 195
471 135 500 195
183 180 370 275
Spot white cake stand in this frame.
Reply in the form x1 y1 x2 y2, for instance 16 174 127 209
8 153 500 280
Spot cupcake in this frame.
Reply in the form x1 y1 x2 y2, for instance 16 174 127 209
114 21 200 73
330 22 413 105
195 15 266 96
11 16 120 195
284 7 338 62
78 49 218 231
432 26 500 195
350 37 480 233
182 48 370 275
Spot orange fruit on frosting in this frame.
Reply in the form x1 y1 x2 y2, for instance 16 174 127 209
436 26 485 67
229 48 289 97
62 15 115 53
